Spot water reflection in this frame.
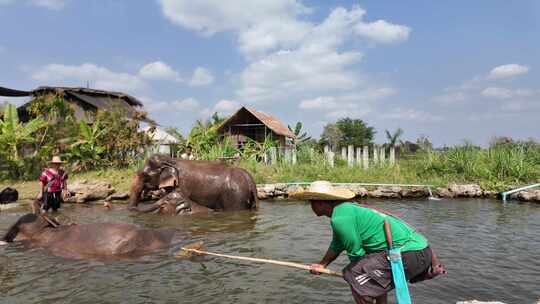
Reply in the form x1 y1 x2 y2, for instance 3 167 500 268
0 199 539 303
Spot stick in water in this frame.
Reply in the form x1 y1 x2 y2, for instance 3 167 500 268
179 247 343 277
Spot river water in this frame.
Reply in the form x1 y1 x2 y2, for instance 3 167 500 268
0 199 539 304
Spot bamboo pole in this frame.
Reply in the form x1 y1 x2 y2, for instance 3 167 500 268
181 248 343 277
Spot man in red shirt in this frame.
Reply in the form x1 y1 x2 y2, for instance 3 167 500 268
37 156 70 212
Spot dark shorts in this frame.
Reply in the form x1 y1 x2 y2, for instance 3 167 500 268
343 247 432 298
43 191 62 212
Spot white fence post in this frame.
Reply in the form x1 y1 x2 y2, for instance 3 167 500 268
341 147 347 160
292 148 297 165
356 147 362 167
362 146 369 170
270 147 277 165
373 146 379 164
389 146 395 166
347 145 354 167
327 151 335 167
380 147 386 164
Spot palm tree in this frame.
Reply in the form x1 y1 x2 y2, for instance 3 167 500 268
385 128 404 147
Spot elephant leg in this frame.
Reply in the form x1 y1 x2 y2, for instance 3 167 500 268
128 172 146 209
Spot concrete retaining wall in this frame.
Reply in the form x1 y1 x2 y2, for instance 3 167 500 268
256 183 540 202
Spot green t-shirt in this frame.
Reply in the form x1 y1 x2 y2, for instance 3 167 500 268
329 202 428 262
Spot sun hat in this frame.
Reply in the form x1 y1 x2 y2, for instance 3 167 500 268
288 181 355 201
48 156 64 164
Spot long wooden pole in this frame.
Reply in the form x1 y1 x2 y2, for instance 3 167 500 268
181 248 343 278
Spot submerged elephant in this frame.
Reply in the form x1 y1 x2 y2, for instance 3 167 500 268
135 191 213 215
1 213 179 259
128 154 258 214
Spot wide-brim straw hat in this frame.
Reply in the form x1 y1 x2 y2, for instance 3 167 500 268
48 156 64 164
289 181 355 201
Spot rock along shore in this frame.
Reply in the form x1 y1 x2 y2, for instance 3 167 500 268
256 183 540 202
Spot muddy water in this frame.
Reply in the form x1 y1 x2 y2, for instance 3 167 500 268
0 199 539 304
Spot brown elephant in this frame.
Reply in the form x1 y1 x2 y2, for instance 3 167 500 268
128 154 258 214
1 213 179 259
135 191 213 215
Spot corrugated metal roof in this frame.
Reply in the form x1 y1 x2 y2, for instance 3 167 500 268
218 106 295 139
67 91 137 118
32 86 143 107
0 86 31 97
143 126 179 144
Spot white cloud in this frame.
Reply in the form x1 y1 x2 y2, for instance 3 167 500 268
214 99 239 113
199 99 240 118
138 61 181 82
160 2 410 118
29 0 67 10
238 48 362 102
299 91 393 119
481 87 513 99
354 20 411 44
159 0 309 36
481 87 536 100
174 97 199 109
139 96 168 113
32 63 145 92
141 96 200 114
381 108 443 123
189 67 214 87
487 64 530 80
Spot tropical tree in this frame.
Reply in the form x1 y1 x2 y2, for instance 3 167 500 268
65 120 107 171
186 112 227 158
288 122 312 146
385 128 404 147
95 107 153 167
0 103 46 161
335 118 375 147
319 123 342 150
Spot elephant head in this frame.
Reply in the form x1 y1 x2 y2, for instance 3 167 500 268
141 155 180 190
2 213 59 242
128 155 180 208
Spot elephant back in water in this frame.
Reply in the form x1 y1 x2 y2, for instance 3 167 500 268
128 154 258 212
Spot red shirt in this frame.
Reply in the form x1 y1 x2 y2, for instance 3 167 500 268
39 169 68 193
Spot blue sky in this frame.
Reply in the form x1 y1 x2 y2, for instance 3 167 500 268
1 0 539 146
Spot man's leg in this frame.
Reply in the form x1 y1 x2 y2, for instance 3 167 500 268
375 294 388 304
351 287 370 304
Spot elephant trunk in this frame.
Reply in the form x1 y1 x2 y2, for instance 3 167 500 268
128 171 146 209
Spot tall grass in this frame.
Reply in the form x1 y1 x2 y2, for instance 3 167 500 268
239 143 540 190
410 143 539 190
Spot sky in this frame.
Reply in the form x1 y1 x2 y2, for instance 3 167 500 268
1 0 539 147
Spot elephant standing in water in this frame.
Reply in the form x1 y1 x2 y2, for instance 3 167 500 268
1 213 180 259
128 154 258 215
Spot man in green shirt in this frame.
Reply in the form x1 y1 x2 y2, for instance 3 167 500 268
290 181 444 304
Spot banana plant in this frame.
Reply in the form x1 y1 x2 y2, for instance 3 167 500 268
0 103 46 161
66 120 107 171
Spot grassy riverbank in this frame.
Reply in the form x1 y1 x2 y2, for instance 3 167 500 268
2 143 539 199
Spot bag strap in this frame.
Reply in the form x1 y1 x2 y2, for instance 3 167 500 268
44 170 59 192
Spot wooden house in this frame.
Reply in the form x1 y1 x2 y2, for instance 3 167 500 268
216 106 295 150
0 86 146 123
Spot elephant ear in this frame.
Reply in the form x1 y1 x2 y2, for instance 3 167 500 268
158 167 178 189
